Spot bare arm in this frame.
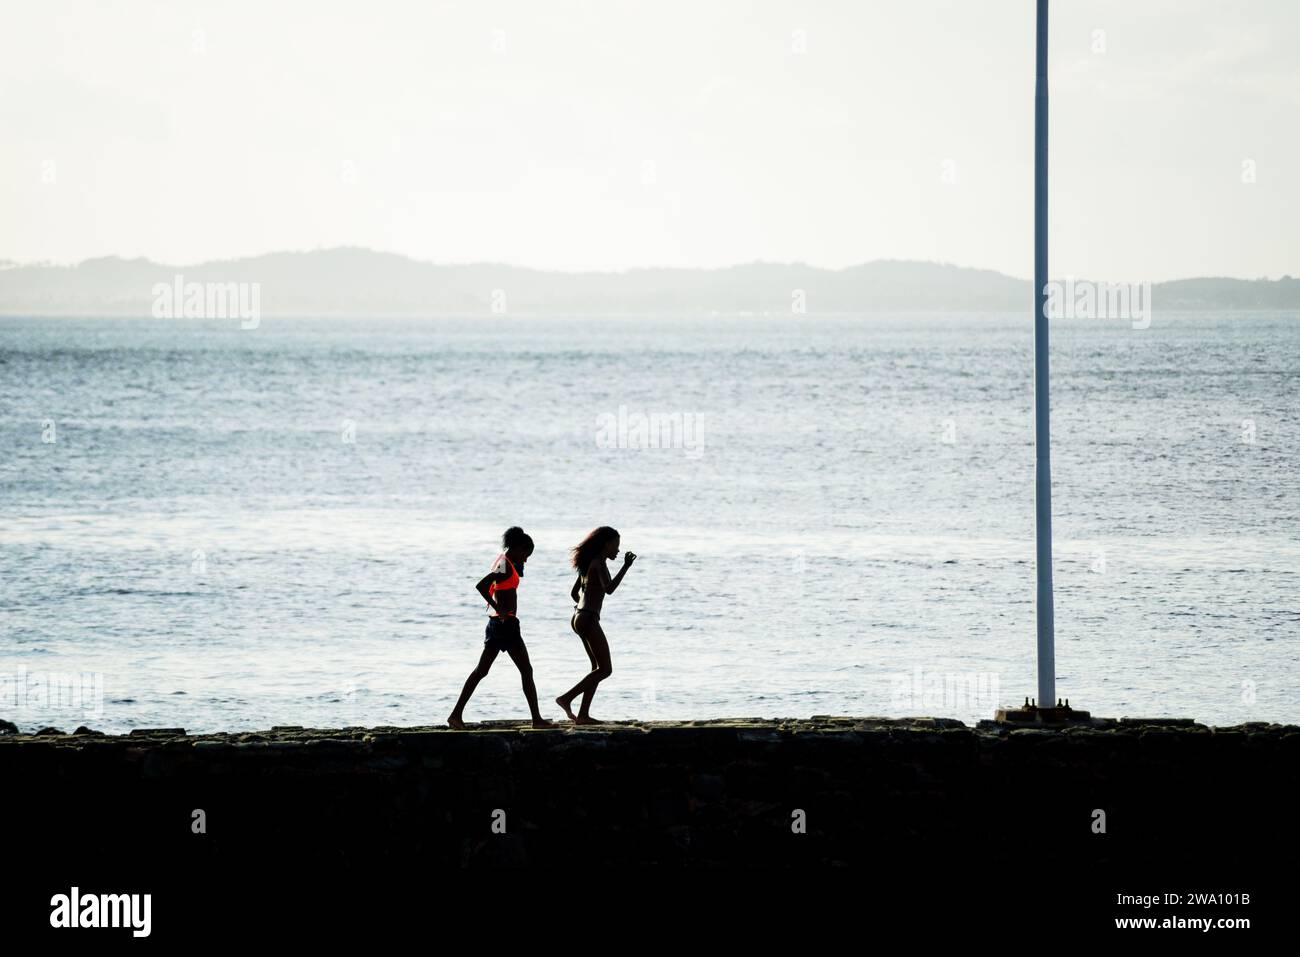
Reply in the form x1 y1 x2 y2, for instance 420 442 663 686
605 552 637 594
476 571 509 616
570 573 582 604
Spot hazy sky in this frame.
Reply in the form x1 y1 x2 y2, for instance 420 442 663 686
2 0 1297 280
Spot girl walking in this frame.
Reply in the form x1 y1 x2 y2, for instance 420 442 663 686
556 526 636 724
448 527 554 729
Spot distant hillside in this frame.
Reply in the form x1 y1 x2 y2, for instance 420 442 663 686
0 248 1296 315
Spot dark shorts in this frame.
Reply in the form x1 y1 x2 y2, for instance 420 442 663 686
484 615 523 655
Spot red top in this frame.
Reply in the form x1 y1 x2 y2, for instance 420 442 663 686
487 553 519 615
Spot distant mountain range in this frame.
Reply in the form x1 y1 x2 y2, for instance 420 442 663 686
1 248 1296 315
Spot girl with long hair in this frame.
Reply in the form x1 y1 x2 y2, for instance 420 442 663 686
555 526 636 724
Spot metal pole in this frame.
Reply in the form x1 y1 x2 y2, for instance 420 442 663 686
1034 0 1056 709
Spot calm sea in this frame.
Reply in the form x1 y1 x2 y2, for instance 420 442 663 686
2 313 1296 732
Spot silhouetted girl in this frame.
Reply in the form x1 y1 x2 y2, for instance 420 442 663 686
556 526 636 724
448 527 554 729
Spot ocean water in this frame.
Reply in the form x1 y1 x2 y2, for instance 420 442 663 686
1 313 1296 733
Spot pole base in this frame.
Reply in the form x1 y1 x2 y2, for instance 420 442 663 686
994 698 1091 727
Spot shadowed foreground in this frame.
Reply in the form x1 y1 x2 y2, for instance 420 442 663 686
6 714 1295 936
4 715 1296 873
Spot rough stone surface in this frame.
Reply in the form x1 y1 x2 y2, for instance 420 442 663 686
3 715 1295 870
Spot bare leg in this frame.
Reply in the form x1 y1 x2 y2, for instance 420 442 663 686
448 644 499 728
556 612 591 720
558 614 612 724
505 638 553 728
577 631 599 718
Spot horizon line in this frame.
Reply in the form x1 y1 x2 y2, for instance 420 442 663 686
2 247 1297 286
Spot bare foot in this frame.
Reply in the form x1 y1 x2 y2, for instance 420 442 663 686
447 715 465 730
572 715 605 725
555 696 577 721
531 717 556 729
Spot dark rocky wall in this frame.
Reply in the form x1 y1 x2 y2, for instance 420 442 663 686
4 715 1295 874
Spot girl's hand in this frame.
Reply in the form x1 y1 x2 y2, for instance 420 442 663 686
623 552 637 566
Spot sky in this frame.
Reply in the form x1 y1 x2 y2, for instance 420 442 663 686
2 0 1297 281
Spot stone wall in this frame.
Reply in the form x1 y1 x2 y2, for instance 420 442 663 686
3 715 1296 876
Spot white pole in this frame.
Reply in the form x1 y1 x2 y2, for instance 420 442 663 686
1034 0 1056 709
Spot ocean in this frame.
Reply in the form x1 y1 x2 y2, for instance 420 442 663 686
2 312 1296 732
